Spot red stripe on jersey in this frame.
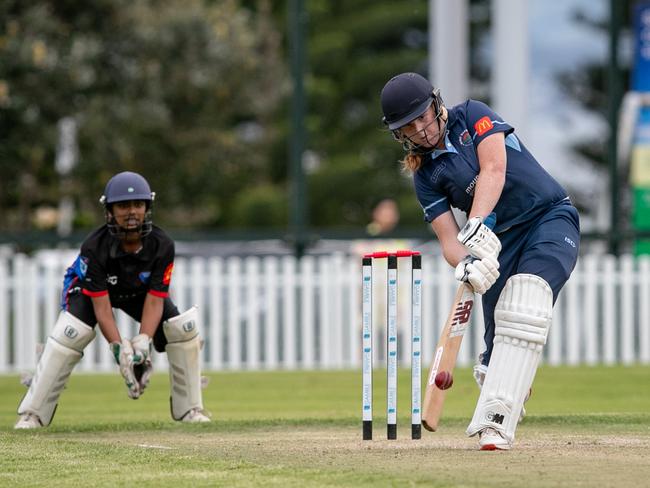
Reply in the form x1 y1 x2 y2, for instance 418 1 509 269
148 289 169 298
82 289 108 297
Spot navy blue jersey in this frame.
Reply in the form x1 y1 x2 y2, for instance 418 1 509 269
413 100 568 233
61 225 174 309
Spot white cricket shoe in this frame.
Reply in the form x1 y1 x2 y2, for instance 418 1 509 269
478 427 511 451
182 408 210 423
14 413 44 429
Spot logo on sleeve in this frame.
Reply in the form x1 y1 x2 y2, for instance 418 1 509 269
139 271 151 284
163 263 174 285
474 116 494 136
75 255 89 278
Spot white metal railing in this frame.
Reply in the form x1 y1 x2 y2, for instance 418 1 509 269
1 251 649 373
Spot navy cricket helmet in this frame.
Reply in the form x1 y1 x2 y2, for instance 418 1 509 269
101 171 154 206
380 72 441 130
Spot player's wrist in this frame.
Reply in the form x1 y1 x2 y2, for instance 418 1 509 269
109 342 122 364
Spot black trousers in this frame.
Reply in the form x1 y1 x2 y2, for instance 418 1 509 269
64 291 180 352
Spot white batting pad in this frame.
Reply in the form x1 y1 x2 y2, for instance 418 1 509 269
18 311 96 425
466 274 552 444
163 306 204 420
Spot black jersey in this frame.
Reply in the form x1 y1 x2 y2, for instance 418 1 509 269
61 225 174 308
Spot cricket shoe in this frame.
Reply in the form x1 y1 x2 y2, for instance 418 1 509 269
478 427 511 451
182 408 210 423
14 412 44 429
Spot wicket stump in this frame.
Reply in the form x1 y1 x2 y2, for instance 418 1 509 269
362 250 422 440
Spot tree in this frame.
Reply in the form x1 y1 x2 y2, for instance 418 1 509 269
0 0 285 231
555 1 633 224
260 0 487 232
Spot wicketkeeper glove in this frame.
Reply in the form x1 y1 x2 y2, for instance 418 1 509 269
454 254 500 295
110 340 141 399
131 333 153 392
457 215 501 260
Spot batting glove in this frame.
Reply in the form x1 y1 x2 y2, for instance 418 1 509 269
131 333 153 392
457 216 501 260
455 255 500 295
110 340 141 399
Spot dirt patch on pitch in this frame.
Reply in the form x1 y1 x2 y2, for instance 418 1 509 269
60 425 650 487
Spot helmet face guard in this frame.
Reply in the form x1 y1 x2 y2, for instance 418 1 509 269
104 207 154 239
100 171 155 238
390 96 446 154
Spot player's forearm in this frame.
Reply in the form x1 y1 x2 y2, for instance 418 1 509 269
469 167 505 219
91 296 121 343
442 240 471 268
139 294 164 338
430 212 472 267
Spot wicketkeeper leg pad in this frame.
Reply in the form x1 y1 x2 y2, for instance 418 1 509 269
17 311 96 426
466 274 552 444
163 306 205 421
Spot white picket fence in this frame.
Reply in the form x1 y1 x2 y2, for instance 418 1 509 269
1 251 649 373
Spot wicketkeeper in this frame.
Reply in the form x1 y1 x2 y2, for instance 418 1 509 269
380 73 580 450
15 171 209 428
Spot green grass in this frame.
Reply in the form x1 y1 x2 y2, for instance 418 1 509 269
2 365 650 487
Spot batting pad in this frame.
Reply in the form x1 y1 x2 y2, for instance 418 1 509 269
163 307 204 420
466 274 552 443
18 311 96 425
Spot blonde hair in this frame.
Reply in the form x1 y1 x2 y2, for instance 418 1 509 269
401 153 424 173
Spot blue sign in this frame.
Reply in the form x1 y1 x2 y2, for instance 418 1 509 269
634 106 650 144
633 2 650 91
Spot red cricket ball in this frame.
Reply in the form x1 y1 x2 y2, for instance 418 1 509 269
434 371 453 390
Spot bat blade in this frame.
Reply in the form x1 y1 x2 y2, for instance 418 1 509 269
421 283 476 432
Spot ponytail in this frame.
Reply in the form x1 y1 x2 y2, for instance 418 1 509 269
401 153 423 173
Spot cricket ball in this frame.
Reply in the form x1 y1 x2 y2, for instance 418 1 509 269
434 371 453 390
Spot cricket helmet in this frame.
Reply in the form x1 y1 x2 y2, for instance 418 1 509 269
380 72 444 130
100 171 156 237
101 171 154 206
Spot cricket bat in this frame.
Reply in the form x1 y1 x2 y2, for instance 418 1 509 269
421 282 475 431
421 213 495 432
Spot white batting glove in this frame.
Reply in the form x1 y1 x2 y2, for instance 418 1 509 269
110 340 141 399
457 216 501 260
131 334 153 392
454 255 500 295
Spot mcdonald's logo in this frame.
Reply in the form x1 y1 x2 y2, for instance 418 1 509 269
474 116 494 136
